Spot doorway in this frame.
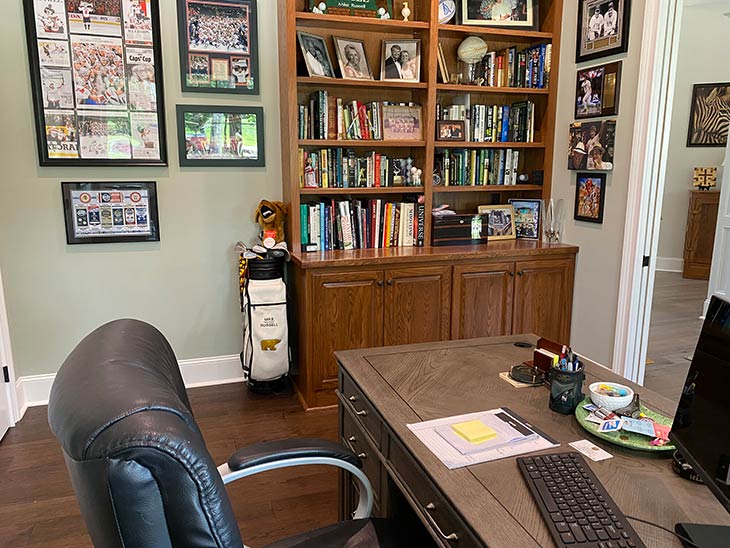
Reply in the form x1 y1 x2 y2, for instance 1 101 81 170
0 266 17 440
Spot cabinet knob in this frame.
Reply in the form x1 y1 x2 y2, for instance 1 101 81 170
386 279 393 286
517 270 525 276
508 271 514 277
376 280 383 287
357 452 367 459
348 436 357 443
348 395 357 402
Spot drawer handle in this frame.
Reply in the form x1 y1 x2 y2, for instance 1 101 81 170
348 436 357 443
424 502 459 541
348 395 357 402
357 452 367 459
355 409 368 417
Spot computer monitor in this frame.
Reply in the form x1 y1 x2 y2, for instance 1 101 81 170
670 295 730 547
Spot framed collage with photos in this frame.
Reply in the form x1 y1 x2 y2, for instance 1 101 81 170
177 0 259 94
23 0 167 166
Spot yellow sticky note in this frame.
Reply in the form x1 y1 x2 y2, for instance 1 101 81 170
451 420 497 444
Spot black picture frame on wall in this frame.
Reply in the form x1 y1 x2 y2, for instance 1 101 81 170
22 0 168 167
574 61 622 119
61 181 160 244
177 105 265 167
574 172 607 224
687 83 730 147
177 0 259 94
576 0 631 63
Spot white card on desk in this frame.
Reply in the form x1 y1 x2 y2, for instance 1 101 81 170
569 440 613 461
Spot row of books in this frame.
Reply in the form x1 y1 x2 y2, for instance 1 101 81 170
300 199 426 251
437 101 535 143
435 148 521 187
299 148 422 188
479 44 552 89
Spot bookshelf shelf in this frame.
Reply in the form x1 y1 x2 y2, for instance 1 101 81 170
437 24 553 41
300 187 424 195
433 142 545 149
296 12 430 31
433 185 543 193
298 77 428 89
436 84 549 95
299 139 426 148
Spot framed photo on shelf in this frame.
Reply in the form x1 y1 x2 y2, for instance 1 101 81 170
307 0 393 18
508 198 542 240
22 0 167 166
177 105 264 167
687 83 730 147
333 36 373 80
568 120 616 171
575 61 621 119
382 105 423 141
459 0 539 30
576 0 631 63
178 0 258 94
297 31 336 78
436 120 465 141
61 181 160 244
381 39 421 82
574 173 607 224
477 204 516 240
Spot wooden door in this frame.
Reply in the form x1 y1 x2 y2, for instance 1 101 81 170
683 190 720 280
452 262 515 339
310 270 383 394
513 258 574 343
383 266 451 346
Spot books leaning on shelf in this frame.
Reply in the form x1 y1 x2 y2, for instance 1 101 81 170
299 148 422 189
437 100 535 143
300 199 426 252
435 148 521 187
478 43 552 89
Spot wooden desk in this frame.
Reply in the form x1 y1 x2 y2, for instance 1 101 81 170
335 335 730 547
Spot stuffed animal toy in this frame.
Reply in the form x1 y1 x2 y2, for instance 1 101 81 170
255 200 288 248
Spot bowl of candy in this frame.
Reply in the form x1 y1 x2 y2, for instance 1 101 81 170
589 382 634 412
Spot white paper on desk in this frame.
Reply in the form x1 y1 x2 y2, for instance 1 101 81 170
407 408 559 470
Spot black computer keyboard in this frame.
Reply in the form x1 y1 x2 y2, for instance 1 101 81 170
517 452 646 548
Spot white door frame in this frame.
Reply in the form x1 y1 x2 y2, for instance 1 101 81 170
612 0 684 384
0 267 19 426
704 139 730 316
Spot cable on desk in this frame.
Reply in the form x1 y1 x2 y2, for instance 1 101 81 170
625 515 700 548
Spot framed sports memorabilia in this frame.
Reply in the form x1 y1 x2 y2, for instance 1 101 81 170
178 0 259 94
508 198 542 240
687 83 730 147
459 0 539 30
307 0 393 18
574 173 606 224
177 105 265 167
576 0 630 63
381 105 423 141
575 61 621 119
568 120 616 171
61 181 160 244
23 0 168 166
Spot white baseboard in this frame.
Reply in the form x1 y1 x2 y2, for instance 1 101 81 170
15 354 244 420
656 257 684 272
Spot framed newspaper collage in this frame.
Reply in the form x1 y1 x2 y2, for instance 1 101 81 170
23 0 167 166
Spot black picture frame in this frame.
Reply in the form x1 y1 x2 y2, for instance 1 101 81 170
23 0 168 167
61 181 160 244
574 61 622 119
459 0 539 31
574 172 607 224
576 0 631 63
508 198 542 240
177 104 265 167
177 0 259 94
687 83 730 147
436 120 465 141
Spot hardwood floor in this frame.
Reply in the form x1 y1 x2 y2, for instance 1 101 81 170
0 383 338 548
644 271 709 401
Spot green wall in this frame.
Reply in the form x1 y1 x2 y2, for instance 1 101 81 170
0 0 282 377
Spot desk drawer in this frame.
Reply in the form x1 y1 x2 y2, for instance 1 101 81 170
342 408 381 504
340 372 382 449
389 436 481 548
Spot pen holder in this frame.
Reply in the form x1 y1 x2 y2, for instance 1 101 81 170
549 365 585 414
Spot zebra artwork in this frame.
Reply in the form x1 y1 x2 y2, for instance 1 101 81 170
687 83 730 147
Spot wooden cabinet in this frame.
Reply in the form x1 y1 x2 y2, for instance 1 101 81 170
452 263 515 339
683 190 720 280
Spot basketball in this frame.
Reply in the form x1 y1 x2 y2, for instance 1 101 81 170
438 0 456 24
457 36 488 64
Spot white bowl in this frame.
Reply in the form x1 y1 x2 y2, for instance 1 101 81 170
589 382 634 412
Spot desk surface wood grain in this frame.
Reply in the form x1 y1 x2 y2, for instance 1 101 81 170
335 335 730 548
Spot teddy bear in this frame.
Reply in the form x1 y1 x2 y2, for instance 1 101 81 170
254 200 288 248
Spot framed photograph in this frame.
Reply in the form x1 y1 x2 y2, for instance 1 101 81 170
476 204 516 240
333 36 373 80
436 120 465 141
297 31 335 78
459 0 539 30
306 0 393 18
22 0 167 166
177 105 264 166
382 105 423 141
61 181 160 244
576 0 630 63
508 198 542 240
568 120 616 171
575 61 621 119
178 0 258 94
381 39 421 82
574 173 607 224
687 83 730 147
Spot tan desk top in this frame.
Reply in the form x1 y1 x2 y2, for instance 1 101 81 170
335 335 730 547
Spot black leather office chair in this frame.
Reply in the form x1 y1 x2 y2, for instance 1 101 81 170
48 319 402 547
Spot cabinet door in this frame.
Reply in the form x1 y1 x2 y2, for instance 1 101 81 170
452 262 515 339
311 271 383 392
513 258 574 343
383 266 451 346
683 191 719 280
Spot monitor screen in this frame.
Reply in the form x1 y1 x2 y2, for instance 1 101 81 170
670 296 730 513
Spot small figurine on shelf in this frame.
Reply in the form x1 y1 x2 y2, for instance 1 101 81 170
378 7 391 19
401 1 411 21
410 166 423 186
312 2 326 14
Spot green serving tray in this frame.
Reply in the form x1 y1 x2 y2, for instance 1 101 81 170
574 397 675 452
